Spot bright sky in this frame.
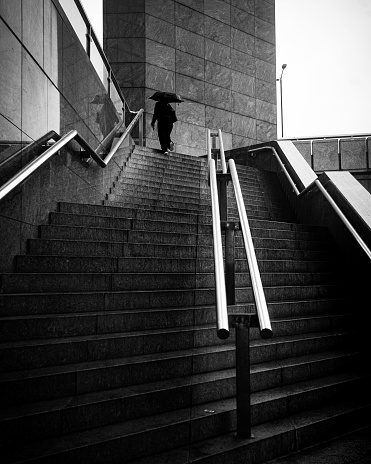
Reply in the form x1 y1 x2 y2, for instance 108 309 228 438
276 0 371 138
80 0 371 139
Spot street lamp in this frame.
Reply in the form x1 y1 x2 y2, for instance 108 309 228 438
277 64 287 138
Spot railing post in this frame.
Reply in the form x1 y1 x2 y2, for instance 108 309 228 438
138 112 143 146
234 316 254 439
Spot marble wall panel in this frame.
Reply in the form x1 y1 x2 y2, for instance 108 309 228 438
255 17 275 45
105 0 145 14
0 115 21 145
0 0 21 37
255 38 275 64
146 39 175 71
146 64 175 93
230 49 255 76
43 0 61 87
205 61 231 89
231 70 255 97
176 0 204 14
232 113 256 139
174 121 207 149
232 92 255 118
176 27 205 58
205 83 231 111
22 0 44 67
147 15 175 47
103 14 118 38
22 50 48 141
231 28 254 55
205 39 231 67
293 141 312 168
205 106 232 132
231 0 254 14
255 0 275 25
176 74 204 102
256 79 275 104
0 21 22 135
256 120 276 142
256 99 276 124
145 0 175 21
256 58 275 84
232 134 255 149
313 141 339 171
114 13 145 38
341 140 367 171
176 50 204 80
204 16 231 46
231 6 254 35
47 81 61 134
115 38 146 62
112 62 146 87
175 3 204 35
177 101 206 126
204 0 231 24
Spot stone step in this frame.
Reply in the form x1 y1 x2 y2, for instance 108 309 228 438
25 238 337 262
0 284 346 316
0 270 339 294
14 254 336 275
0 300 348 342
127 396 371 464
0 344 236 406
1 373 369 463
0 351 360 445
37 223 332 248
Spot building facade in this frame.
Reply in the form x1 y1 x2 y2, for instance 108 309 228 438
104 0 277 156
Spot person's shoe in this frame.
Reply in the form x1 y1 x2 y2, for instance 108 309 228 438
169 142 174 151
163 151 169 155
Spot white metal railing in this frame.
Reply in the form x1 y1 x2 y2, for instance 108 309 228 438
207 129 229 339
228 159 272 338
206 129 272 339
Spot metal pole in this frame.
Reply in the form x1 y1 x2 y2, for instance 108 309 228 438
235 317 254 438
280 77 284 138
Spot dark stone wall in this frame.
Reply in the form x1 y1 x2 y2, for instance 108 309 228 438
104 0 277 156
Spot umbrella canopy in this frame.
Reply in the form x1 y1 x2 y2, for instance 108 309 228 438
149 91 184 103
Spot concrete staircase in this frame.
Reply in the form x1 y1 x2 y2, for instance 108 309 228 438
0 146 369 463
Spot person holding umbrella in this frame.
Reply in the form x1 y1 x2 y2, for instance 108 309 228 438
150 91 183 155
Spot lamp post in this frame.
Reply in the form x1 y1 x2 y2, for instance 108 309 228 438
277 64 287 138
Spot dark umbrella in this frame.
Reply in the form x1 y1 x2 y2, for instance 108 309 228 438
149 91 184 103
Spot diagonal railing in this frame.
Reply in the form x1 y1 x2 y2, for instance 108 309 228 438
0 109 144 203
248 143 371 262
206 128 272 438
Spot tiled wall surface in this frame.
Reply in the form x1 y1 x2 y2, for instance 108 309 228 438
0 0 125 271
104 0 277 155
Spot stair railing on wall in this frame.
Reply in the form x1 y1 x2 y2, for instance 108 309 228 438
0 109 144 203
248 142 371 262
207 129 272 439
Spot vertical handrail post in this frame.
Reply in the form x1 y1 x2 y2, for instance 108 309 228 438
138 111 143 146
234 316 253 438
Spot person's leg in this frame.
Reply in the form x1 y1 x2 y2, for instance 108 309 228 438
157 120 168 153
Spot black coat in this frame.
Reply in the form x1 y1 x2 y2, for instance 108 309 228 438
151 101 177 125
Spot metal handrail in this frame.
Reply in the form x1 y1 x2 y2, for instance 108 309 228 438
229 159 272 339
0 109 144 202
218 129 227 174
248 145 371 261
207 130 229 339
